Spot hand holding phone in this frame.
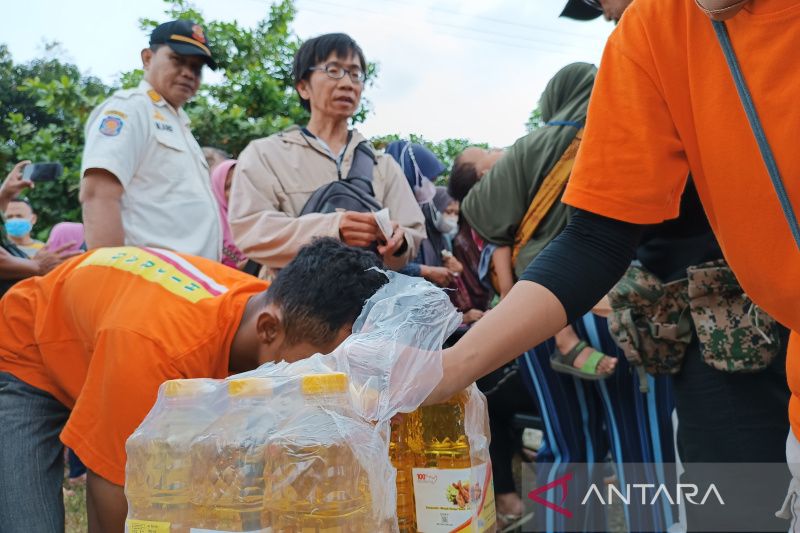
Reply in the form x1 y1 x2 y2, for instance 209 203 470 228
1 160 34 201
22 162 63 182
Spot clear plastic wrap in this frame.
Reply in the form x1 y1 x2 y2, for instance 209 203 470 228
125 378 223 532
125 273 494 532
391 385 496 533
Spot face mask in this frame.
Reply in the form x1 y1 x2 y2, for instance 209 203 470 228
5 218 32 238
432 210 458 235
414 177 436 204
443 215 459 240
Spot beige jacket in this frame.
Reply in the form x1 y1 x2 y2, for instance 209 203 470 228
228 126 426 269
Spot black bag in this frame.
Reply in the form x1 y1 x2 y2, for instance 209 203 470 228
242 140 381 277
299 141 381 215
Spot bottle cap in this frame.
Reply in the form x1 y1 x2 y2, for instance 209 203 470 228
228 377 272 397
301 372 348 395
163 378 217 398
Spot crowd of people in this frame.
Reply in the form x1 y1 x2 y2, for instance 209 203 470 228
0 0 798 531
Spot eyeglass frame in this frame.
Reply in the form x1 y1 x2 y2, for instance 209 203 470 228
582 0 602 10
307 62 366 84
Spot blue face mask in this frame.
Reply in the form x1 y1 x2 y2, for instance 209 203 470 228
5 218 33 238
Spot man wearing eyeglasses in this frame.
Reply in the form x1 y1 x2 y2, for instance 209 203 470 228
228 33 425 273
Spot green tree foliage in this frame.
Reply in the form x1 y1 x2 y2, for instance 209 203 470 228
0 0 486 236
525 106 543 132
0 43 109 235
136 0 375 156
371 133 488 184
137 0 309 157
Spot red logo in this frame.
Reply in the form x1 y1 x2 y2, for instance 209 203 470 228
191 24 206 43
415 472 438 484
528 472 574 518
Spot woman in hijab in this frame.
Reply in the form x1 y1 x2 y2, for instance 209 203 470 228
45 222 85 254
210 160 248 269
385 141 462 287
455 62 616 531
458 62 615 378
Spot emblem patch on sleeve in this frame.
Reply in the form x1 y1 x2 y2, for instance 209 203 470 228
99 115 124 137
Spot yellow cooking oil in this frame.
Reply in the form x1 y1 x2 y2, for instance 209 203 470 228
390 413 417 533
391 390 497 533
265 372 376 532
191 377 274 532
125 378 218 533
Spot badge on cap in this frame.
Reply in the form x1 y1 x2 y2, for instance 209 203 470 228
99 115 123 137
191 24 206 44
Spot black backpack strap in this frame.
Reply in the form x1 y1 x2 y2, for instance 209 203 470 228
346 141 377 181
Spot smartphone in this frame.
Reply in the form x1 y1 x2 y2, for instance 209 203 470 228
22 162 63 182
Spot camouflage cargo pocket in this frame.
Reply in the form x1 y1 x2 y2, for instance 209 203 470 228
687 259 781 372
607 265 692 375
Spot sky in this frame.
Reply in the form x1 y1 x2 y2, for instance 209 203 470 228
1 0 613 147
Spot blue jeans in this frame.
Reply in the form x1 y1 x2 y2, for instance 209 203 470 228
0 372 70 532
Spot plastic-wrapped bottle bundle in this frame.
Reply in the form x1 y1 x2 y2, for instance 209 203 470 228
392 387 497 533
125 379 220 533
125 272 468 533
191 377 274 532
265 372 377 532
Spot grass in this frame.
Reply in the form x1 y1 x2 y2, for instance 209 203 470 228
64 480 88 533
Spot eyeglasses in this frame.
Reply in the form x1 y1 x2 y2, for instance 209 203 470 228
308 62 366 84
582 0 602 10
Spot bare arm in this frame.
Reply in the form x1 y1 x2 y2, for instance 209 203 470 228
0 242 80 279
0 160 32 212
491 246 515 299
80 169 125 249
87 470 128 533
0 246 40 279
428 210 644 403
428 280 567 404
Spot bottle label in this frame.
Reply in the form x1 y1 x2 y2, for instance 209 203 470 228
125 520 171 533
411 463 496 532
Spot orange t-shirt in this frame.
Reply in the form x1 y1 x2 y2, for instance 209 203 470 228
0 246 268 485
563 0 800 436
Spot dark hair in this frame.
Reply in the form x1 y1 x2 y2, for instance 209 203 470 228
9 197 33 211
264 237 387 346
448 154 480 202
292 33 367 112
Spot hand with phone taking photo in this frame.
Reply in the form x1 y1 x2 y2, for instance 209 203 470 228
0 161 33 213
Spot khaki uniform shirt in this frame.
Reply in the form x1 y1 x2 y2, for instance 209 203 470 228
81 81 222 260
228 126 425 269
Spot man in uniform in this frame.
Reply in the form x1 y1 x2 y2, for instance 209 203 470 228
79 20 222 260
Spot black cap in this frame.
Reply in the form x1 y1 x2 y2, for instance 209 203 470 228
560 0 603 20
150 20 217 69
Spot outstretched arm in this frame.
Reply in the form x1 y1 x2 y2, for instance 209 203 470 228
428 209 644 403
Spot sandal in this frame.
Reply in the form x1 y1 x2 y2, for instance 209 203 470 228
550 340 614 380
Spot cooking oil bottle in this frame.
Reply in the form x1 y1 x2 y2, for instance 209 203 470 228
390 413 416 533
191 377 274 532
265 372 376 532
391 390 497 533
125 378 219 533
